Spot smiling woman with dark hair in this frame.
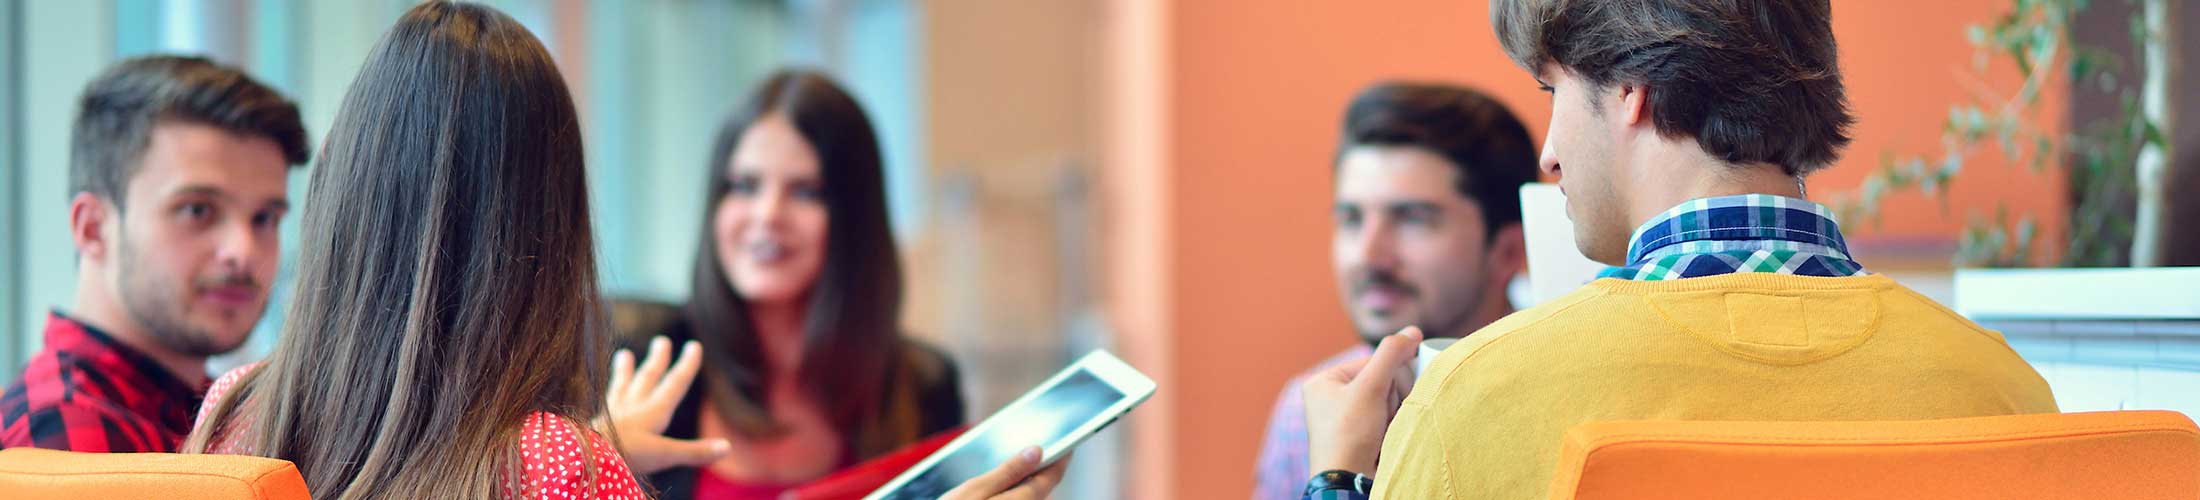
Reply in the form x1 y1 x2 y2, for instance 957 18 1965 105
632 68 970 500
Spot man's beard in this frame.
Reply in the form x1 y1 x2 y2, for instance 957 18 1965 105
1351 269 1483 347
115 237 257 358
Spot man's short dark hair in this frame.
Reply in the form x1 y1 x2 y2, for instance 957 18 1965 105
70 55 309 208
1492 0 1854 176
1338 82 1540 234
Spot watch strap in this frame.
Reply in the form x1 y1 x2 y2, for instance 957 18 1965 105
1303 469 1373 496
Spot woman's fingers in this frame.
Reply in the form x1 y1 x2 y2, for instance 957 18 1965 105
647 341 705 406
606 348 635 404
627 336 674 403
1000 452 1072 499
940 446 1041 500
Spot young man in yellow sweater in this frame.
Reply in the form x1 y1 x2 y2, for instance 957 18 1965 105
1294 1 2061 499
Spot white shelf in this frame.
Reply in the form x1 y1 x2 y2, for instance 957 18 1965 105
1954 267 2200 320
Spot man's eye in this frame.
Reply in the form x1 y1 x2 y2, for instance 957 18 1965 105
1397 208 1438 227
1335 208 1361 228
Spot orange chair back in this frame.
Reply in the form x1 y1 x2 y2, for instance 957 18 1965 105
0 448 310 500
1550 410 2200 500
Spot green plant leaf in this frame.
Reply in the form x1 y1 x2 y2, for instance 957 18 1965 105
2141 121 2167 149
2032 136 2054 171
2129 12 2147 51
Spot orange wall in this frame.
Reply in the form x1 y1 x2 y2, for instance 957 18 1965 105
1103 1 2065 499
1169 3 1532 500
1822 1 2068 263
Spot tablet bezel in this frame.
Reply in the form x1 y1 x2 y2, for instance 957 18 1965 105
864 349 1156 499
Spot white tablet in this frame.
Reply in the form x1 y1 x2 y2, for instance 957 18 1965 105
866 349 1156 500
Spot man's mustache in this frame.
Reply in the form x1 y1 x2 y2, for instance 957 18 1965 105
1351 271 1417 298
196 273 261 293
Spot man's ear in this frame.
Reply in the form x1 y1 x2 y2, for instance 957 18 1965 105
1616 83 1650 127
70 192 112 263
1489 223 1529 282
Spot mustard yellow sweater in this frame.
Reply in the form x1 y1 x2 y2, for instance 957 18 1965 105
1372 273 2059 499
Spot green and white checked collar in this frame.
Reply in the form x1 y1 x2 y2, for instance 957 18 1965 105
1597 194 1867 281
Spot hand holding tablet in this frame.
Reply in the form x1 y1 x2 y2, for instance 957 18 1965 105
868 350 1156 500
935 446 1072 500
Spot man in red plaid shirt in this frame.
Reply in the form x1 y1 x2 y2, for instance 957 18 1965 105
0 55 308 452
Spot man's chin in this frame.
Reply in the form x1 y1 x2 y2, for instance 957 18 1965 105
1354 326 1412 347
181 320 258 356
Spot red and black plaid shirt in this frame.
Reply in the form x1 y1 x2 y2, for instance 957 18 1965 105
0 312 208 452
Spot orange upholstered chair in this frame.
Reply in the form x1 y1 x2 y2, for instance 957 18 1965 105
0 448 309 500
1550 410 2200 500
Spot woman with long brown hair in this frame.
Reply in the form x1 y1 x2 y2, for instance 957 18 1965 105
182 2 638 498
631 70 967 499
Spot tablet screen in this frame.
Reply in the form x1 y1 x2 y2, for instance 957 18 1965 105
879 369 1125 499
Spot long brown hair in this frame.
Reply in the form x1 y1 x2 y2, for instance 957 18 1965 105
182 2 610 498
686 69 916 457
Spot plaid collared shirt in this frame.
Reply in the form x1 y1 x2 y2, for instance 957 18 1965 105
1597 194 1865 280
0 312 207 452
1299 194 1867 500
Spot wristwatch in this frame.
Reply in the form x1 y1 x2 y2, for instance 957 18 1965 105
1304 469 1374 496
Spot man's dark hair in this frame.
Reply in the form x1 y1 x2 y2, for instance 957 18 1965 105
1492 0 1854 176
1338 82 1540 234
70 55 309 208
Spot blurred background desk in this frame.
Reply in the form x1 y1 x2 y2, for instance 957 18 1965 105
1959 268 2200 415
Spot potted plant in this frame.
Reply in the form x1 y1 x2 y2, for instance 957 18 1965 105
1832 0 2193 320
